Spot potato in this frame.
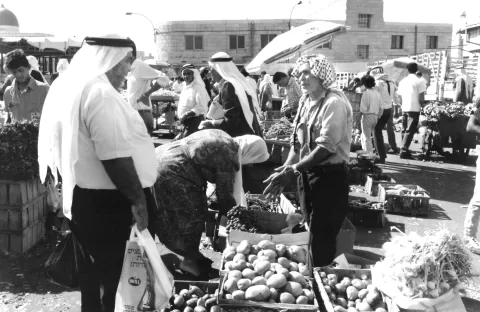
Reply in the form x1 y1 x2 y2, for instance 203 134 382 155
346 286 359 301
356 301 372 312
236 240 251 255
224 261 235 271
186 298 198 308
257 255 273 263
333 307 347 312
264 271 274 280
237 279 251 291
234 260 247 271
365 291 381 307
278 268 290 279
250 245 261 255
246 262 254 270
225 294 233 299
244 285 271 301
277 257 290 269
280 292 296 304
242 268 256 280
347 301 355 308
223 279 238 293
270 288 279 301
205 298 216 310
347 308 358 312
254 260 271 275
232 290 245 300
336 282 347 294
327 274 338 284
303 289 314 302
247 255 257 263
296 295 309 304
228 270 243 281
324 285 332 294
183 307 194 312
173 295 185 309
329 293 337 301
320 271 327 278
288 271 307 287
193 307 207 312
284 281 303 297
299 265 309 276
358 289 368 300
351 278 366 291
286 245 307 264
275 244 287 257
268 299 276 303
233 254 246 262
336 297 347 308
179 289 190 299
258 240 276 251
342 277 352 287
223 250 236 261
266 274 287 289
196 298 206 308
322 278 329 285
289 262 299 272
375 309 387 312
251 276 267 286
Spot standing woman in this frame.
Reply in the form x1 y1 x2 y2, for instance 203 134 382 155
359 75 382 154
152 130 269 276
259 74 274 112
263 54 353 267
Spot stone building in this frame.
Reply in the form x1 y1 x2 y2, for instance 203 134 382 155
156 0 452 73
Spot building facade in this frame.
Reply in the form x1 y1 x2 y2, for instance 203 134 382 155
156 0 452 73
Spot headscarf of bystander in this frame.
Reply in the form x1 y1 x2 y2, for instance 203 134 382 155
259 74 273 92
209 52 261 131
38 33 135 218
180 64 210 106
232 135 269 206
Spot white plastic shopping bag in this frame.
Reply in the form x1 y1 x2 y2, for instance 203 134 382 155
115 225 174 312
207 101 224 119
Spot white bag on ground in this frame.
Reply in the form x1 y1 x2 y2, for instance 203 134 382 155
115 225 174 312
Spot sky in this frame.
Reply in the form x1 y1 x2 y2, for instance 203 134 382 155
2 0 480 55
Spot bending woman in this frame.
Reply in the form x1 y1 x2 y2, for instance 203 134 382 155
153 129 269 276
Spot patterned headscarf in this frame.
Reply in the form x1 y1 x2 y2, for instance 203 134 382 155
292 54 336 88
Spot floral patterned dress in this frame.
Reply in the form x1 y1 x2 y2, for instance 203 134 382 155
153 129 238 261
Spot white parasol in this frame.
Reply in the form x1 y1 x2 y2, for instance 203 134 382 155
377 57 432 84
245 21 346 73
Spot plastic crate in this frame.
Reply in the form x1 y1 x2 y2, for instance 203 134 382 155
364 174 396 196
378 184 430 216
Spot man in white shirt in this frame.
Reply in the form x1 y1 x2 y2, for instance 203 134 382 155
126 59 170 133
38 35 157 311
177 64 210 137
173 76 184 93
397 62 426 159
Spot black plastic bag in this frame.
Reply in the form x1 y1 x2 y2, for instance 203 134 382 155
44 219 92 288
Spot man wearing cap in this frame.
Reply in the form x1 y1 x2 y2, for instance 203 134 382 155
38 35 158 312
126 59 170 133
199 52 262 138
397 62 426 159
177 64 210 137
373 73 399 162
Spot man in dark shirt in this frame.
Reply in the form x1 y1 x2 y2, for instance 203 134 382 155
200 67 212 100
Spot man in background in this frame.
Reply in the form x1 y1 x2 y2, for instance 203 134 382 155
200 67 212 100
4 49 49 123
397 62 426 159
257 70 266 97
127 59 170 133
273 71 302 118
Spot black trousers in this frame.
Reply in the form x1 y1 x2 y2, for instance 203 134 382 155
71 186 157 312
401 112 420 150
374 108 392 160
299 163 349 267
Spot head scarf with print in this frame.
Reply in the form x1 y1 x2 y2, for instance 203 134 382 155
292 54 337 89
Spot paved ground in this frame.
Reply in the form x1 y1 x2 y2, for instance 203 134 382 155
1 131 480 311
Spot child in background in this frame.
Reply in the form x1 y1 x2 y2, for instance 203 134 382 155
359 75 383 153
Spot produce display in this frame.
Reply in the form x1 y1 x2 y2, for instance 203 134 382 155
423 101 470 123
221 239 314 305
317 270 387 312
264 118 293 138
166 284 219 312
151 89 180 98
0 121 39 180
349 199 383 210
245 193 276 212
375 228 472 299
384 185 428 197
226 206 261 234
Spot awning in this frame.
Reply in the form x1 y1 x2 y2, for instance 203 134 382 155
1 36 82 52
246 21 346 73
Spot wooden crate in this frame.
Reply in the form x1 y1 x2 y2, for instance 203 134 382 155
0 179 46 206
314 267 388 312
219 274 320 312
0 218 45 254
378 184 430 216
0 194 47 231
364 174 396 196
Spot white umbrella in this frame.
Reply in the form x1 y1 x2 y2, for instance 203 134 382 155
246 21 346 73
378 57 432 84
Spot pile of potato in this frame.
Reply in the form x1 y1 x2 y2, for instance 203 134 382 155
165 285 219 312
318 271 387 312
221 239 314 305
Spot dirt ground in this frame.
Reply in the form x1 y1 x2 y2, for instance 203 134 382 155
1 132 480 311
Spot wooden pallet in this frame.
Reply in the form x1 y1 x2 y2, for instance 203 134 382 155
0 218 45 254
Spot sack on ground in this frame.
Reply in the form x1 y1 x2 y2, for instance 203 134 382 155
115 226 174 312
44 219 91 288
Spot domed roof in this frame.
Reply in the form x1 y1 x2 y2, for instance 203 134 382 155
0 4 19 27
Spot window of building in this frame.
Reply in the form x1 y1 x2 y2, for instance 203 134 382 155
229 35 245 50
317 41 332 49
358 14 372 28
185 35 203 50
426 36 438 49
391 35 404 49
357 45 369 59
261 34 277 49
468 27 480 40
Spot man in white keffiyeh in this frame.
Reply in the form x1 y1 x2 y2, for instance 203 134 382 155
199 52 263 138
263 53 352 268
